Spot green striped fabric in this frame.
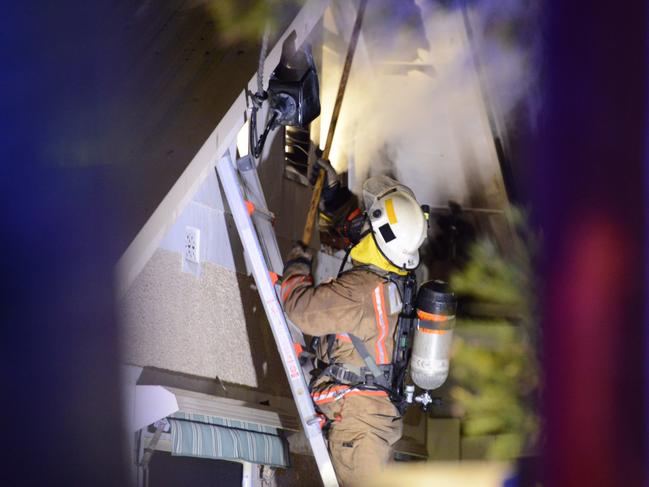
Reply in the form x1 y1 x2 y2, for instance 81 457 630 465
168 412 289 468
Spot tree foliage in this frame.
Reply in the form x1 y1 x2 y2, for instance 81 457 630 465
205 0 305 44
448 208 539 460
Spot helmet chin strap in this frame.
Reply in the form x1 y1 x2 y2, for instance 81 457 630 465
336 246 353 278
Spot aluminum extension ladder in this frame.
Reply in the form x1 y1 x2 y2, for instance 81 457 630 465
216 153 339 487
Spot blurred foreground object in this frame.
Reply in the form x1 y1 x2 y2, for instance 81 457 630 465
537 1 647 485
364 461 511 487
448 208 539 460
207 0 304 44
1 2 126 485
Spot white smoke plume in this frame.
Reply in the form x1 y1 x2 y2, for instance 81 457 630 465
319 0 537 209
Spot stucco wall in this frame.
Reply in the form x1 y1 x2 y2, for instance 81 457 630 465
120 248 290 395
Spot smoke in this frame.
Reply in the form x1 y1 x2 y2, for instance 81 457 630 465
320 0 538 208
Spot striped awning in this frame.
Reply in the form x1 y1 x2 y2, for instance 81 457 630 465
168 412 289 468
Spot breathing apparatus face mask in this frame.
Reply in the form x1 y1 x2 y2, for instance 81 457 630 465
341 209 368 246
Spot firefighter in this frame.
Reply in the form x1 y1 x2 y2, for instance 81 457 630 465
281 159 428 486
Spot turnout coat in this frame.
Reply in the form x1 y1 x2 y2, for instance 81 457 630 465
281 257 403 486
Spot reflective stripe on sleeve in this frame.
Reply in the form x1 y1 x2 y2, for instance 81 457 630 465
280 275 312 302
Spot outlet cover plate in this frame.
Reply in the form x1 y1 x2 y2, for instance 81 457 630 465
184 226 200 264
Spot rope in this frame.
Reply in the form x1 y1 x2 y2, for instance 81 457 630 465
249 22 273 160
258 23 270 96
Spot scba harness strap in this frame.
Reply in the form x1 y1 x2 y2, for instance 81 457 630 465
319 334 393 390
322 363 393 389
312 318 394 394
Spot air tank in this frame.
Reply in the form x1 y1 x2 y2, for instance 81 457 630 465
410 280 457 390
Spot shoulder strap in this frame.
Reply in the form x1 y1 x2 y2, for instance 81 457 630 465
324 332 382 379
326 334 336 361
349 334 383 380
353 264 391 279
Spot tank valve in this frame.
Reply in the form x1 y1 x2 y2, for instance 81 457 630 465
415 391 433 408
414 391 442 412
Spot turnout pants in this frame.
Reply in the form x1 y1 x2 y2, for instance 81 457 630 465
320 394 402 487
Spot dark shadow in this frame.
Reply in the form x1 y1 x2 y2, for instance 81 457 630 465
149 451 242 487
214 168 292 399
215 167 249 275
234 272 293 398
138 367 294 414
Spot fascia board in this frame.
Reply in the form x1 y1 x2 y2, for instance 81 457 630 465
132 385 179 432
116 0 331 297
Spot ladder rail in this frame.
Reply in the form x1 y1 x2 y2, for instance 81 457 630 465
216 154 338 487
235 156 306 346
236 159 283 275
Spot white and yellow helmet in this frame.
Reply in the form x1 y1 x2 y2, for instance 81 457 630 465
362 175 427 270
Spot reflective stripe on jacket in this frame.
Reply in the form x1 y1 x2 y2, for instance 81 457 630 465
311 384 388 405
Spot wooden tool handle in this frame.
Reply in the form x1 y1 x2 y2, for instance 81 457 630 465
301 0 368 246
302 170 326 245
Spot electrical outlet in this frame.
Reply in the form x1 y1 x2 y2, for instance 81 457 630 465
184 226 200 264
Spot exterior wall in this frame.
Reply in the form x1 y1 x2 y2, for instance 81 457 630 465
121 248 266 388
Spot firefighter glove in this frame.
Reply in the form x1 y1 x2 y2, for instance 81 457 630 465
284 242 313 274
308 154 339 190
